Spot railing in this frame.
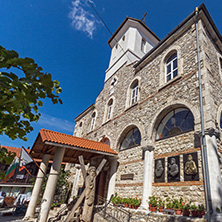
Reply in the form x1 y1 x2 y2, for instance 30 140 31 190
94 195 131 222
47 197 79 222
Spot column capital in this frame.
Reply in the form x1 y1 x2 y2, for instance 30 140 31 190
142 145 155 152
195 128 220 139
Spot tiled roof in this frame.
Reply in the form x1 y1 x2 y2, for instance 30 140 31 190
39 129 117 155
0 146 22 158
0 146 31 158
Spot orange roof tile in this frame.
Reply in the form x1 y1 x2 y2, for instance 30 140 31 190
0 146 22 158
0 146 32 157
39 129 117 155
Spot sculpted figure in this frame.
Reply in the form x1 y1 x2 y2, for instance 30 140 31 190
155 160 164 178
184 154 197 175
82 166 96 222
168 158 179 177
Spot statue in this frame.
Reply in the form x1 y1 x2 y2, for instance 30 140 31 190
155 160 164 178
168 158 179 177
184 154 197 175
82 166 97 222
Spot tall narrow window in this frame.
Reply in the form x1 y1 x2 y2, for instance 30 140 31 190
107 99 113 120
141 38 146 53
90 112 96 131
130 81 138 105
166 53 178 82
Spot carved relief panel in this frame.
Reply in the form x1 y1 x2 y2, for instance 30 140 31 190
154 158 165 183
183 152 199 181
167 156 180 182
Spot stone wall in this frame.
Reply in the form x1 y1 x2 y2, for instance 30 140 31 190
93 205 207 222
73 16 222 207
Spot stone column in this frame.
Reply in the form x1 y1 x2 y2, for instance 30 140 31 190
205 128 222 220
24 154 50 220
139 146 154 211
107 158 118 201
39 147 65 222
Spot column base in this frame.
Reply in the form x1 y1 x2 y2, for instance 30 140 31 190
138 204 149 211
23 216 35 221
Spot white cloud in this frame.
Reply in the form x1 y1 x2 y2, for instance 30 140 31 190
37 113 75 133
68 0 99 38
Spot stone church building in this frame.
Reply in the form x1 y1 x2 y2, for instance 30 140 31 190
72 3 222 219
25 3 222 222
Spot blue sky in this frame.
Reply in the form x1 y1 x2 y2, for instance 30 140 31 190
1 0 222 149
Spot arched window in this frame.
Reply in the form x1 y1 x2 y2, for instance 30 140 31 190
120 127 141 150
166 53 178 82
130 80 138 105
90 112 96 131
107 99 113 120
156 108 194 140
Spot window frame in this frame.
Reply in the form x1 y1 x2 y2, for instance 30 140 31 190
130 81 138 106
120 127 141 151
90 112 96 131
165 53 178 82
141 38 146 53
107 99 113 120
156 108 194 141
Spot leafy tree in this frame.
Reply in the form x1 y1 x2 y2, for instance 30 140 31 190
0 147 16 179
0 45 62 141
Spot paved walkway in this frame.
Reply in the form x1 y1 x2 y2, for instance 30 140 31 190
0 215 36 222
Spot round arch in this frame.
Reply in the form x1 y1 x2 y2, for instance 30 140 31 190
115 122 145 151
148 100 200 142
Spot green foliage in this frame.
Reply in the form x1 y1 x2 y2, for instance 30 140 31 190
30 165 70 205
191 204 197 210
148 195 158 207
216 206 222 213
183 202 191 210
197 204 205 212
0 147 16 180
111 193 122 205
0 45 62 141
157 197 165 208
172 197 183 210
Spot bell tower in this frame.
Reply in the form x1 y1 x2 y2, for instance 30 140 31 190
105 17 160 82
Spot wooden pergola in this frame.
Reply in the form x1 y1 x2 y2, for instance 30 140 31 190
24 129 117 222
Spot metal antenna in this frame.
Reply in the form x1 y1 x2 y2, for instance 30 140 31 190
141 12 147 23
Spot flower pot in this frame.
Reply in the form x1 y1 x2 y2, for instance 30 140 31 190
159 207 164 213
175 209 182 215
150 206 157 212
191 210 198 217
124 203 129 208
183 209 190 217
197 211 205 218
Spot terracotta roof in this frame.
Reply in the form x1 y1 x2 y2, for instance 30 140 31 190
0 146 22 158
39 129 117 155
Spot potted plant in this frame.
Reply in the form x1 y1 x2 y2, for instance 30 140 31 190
133 198 141 209
172 197 183 215
123 198 129 208
148 196 157 212
191 204 198 217
197 204 205 218
183 202 191 217
166 197 173 213
157 197 165 212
